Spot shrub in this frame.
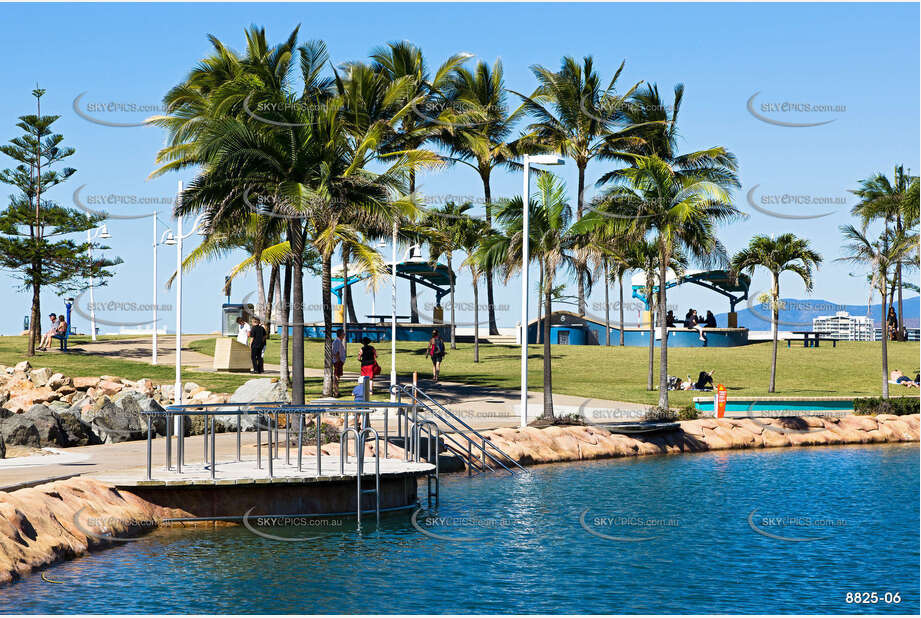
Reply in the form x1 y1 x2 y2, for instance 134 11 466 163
853 397 920 416
677 405 700 421
643 406 677 422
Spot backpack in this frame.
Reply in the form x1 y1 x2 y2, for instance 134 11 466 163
431 338 445 356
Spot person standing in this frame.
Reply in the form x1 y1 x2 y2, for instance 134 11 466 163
357 337 378 395
426 329 445 382
332 329 347 397
248 317 267 374
236 316 251 345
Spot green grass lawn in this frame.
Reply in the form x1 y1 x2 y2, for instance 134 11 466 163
191 336 920 406
0 335 326 395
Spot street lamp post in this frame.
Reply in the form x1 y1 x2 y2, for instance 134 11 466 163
162 181 206 415
390 222 397 394
520 154 564 428
86 224 112 341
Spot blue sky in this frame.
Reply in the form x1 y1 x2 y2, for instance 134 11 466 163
0 2 918 334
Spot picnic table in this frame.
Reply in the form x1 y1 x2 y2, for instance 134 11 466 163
366 314 412 324
788 331 839 348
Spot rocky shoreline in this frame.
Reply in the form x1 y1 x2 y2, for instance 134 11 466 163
483 413 920 466
0 363 287 456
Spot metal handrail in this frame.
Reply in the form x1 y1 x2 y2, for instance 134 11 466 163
398 384 526 474
339 427 381 526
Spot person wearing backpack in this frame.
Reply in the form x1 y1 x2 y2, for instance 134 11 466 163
357 337 379 395
426 329 446 382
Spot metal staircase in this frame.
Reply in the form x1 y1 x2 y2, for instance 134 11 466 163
390 384 527 476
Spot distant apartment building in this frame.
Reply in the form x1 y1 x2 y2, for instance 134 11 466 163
813 311 873 341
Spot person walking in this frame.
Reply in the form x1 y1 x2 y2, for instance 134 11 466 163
248 317 267 374
332 329 347 397
357 337 379 395
426 329 446 382
235 316 251 345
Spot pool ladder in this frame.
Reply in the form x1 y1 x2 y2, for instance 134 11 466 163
339 427 381 527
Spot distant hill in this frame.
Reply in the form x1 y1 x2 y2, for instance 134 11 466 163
716 295 919 330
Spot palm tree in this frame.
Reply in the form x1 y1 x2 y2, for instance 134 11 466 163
150 29 333 403
459 217 491 362
479 173 577 419
730 234 822 393
838 224 914 398
850 165 920 339
442 58 523 335
422 201 478 350
370 42 471 323
513 56 646 316
600 155 739 409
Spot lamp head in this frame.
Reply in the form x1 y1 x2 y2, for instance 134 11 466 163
98 224 111 239
527 155 565 166
163 231 177 246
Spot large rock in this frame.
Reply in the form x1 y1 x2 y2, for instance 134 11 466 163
47 373 72 391
96 380 124 397
81 398 143 443
0 405 68 447
29 367 53 387
13 360 30 373
73 376 100 390
56 412 100 446
215 378 289 431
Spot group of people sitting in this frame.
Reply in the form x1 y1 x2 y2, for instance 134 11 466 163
38 313 69 351
665 309 717 342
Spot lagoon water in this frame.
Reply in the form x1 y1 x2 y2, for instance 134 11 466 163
3 444 918 614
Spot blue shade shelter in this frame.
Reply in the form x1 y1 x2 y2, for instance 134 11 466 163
331 260 453 307
631 269 751 315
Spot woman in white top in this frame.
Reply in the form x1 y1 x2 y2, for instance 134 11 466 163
236 317 251 345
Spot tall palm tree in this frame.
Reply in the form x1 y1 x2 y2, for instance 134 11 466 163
850 165 920 339
838 224 914 399
730 234 822 393
479 173 577 419
459 217 491 362
150 29 333 403
442 59 523 335
370 42 471 323
422 201 478 350
600 155 739 409
513 56 646 316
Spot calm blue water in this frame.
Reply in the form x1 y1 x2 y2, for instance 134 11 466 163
3 444 918 614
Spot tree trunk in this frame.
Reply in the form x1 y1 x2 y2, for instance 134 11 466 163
321 252 334 397
576 164 586 316
603 259 610 346
536 263 544 344
881 283 890 399
341 246 349 345
482 175 499 335
657 255 669 410
409 169 419 323
769 273 779 393
254 249 266 322
472 268 480 363
542 267 554 419
279 262 291 390
265 263 278 336
447 252 456 349
289 223 306 404
618 273 625 346
28 266 40 356
646 279 654 391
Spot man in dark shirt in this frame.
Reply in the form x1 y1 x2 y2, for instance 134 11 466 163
248 317 267 374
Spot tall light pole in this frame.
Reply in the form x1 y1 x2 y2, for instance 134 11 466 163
390 221 398 394
151 221 174 364
86 224 112 341
520 154 564 428
162 181 206 410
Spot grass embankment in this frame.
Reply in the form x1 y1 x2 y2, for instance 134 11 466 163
191 337 920 406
